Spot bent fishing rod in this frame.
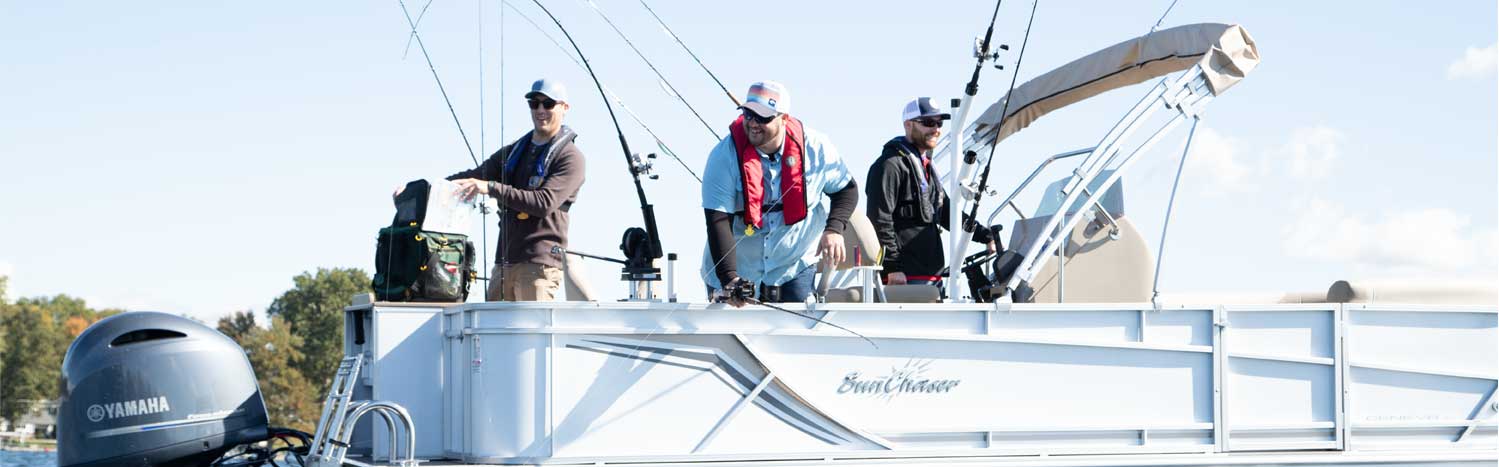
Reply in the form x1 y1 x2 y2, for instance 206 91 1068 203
530 0 664 272
398 0 496 276
500 0 700 182
743 297 879 349
581 0 723 140
636 0 741 107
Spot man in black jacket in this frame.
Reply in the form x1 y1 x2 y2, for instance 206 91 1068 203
865 97 993 286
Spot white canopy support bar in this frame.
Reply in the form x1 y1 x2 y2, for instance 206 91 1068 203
1007 70 1217 293
935 23 1258 301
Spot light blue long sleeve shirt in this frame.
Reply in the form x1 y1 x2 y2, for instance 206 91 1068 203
699 125 853 289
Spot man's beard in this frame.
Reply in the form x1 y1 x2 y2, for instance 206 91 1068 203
748 127 776 147
910 133 939 151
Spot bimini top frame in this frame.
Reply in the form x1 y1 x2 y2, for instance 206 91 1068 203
937 23 1260 300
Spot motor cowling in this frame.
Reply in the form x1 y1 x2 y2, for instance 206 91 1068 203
58 311 269 467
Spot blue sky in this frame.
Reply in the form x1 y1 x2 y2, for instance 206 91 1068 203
2 1 1495 321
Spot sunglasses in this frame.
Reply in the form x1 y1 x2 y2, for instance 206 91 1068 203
742 110 777 125
913 117 945 129
527 99 559 110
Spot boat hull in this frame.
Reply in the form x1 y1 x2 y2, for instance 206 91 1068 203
341 301 1498 466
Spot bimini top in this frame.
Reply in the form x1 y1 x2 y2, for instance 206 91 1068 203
967 23 1260 147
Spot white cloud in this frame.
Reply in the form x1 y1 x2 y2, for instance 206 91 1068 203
1281 126 1343 181
1282 198 1498 273
1184 127 1254 195
1446 43 1498 79
1479 228 1499 271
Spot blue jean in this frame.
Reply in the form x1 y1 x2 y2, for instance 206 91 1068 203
771 265 817 303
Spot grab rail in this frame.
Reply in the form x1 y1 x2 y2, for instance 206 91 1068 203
305 354 420 467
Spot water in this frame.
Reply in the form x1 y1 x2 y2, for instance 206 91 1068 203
0 450 55 467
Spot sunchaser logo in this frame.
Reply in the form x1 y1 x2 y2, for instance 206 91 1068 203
86 396 171 423
836 359 960 400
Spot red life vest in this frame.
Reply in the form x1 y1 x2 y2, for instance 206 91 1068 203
729 114 808 229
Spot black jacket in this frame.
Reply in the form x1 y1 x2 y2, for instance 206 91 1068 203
865 137 989 277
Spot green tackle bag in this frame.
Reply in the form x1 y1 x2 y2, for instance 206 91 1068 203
372 225 477 302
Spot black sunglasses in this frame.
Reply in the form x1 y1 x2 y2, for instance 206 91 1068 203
913 117 945 129
527 99 559 110
742 110 776 125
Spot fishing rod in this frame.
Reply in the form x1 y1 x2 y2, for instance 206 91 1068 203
529 0 665 282
499 0 702 183
398 0 514 282
401 0 436 60
636 0 740 107
961 0 1042 263
477 0 490 274
580 0 722 140
942 0 1006 301
737 296 879 349
397 0 480 167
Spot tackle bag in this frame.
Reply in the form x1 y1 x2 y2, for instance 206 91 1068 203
372 225 477 302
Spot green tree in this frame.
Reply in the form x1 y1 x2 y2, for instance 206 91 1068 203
0 276 9 380
265 268 368 392
0 292 119 423
220 315 320 432
216 310 259 343
0 297 68 422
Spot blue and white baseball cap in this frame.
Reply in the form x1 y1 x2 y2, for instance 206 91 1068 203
525 78 568 102
901 97 951 122
739 81 790 118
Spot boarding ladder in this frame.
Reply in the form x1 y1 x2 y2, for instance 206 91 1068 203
305 355 419 467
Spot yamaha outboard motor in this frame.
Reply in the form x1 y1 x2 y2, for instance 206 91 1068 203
58 311 269 467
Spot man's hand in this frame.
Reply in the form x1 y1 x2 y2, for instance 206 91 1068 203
986 241 997 254
453 178 490 201
819 231 846 266
887 271 907 285
718 276 752 308
392 185 406 199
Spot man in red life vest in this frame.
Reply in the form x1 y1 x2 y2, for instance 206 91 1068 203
701 81 860 306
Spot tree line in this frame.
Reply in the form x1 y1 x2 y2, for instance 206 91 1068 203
0 268 370 433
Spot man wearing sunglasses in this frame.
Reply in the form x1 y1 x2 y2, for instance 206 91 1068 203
701 81 859 306
443 78 586 301
866 97 995 287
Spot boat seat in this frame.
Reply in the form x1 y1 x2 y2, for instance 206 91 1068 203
1009 214 1153 303
817 212 940 303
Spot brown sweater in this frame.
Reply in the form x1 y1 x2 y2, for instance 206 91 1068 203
448 128 585 268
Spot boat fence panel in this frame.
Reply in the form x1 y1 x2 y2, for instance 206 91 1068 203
1220 304 1342 451
1342 304 1499 450
341 300 1498 465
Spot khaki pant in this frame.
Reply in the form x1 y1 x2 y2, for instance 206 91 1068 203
487 263 563 301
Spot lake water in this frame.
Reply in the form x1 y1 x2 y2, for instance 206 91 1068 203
0 450 56 466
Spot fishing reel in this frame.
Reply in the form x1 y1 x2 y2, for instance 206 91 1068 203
619 227 661 282
630 152 659 180
713 277 755 304
973 38 1010 69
